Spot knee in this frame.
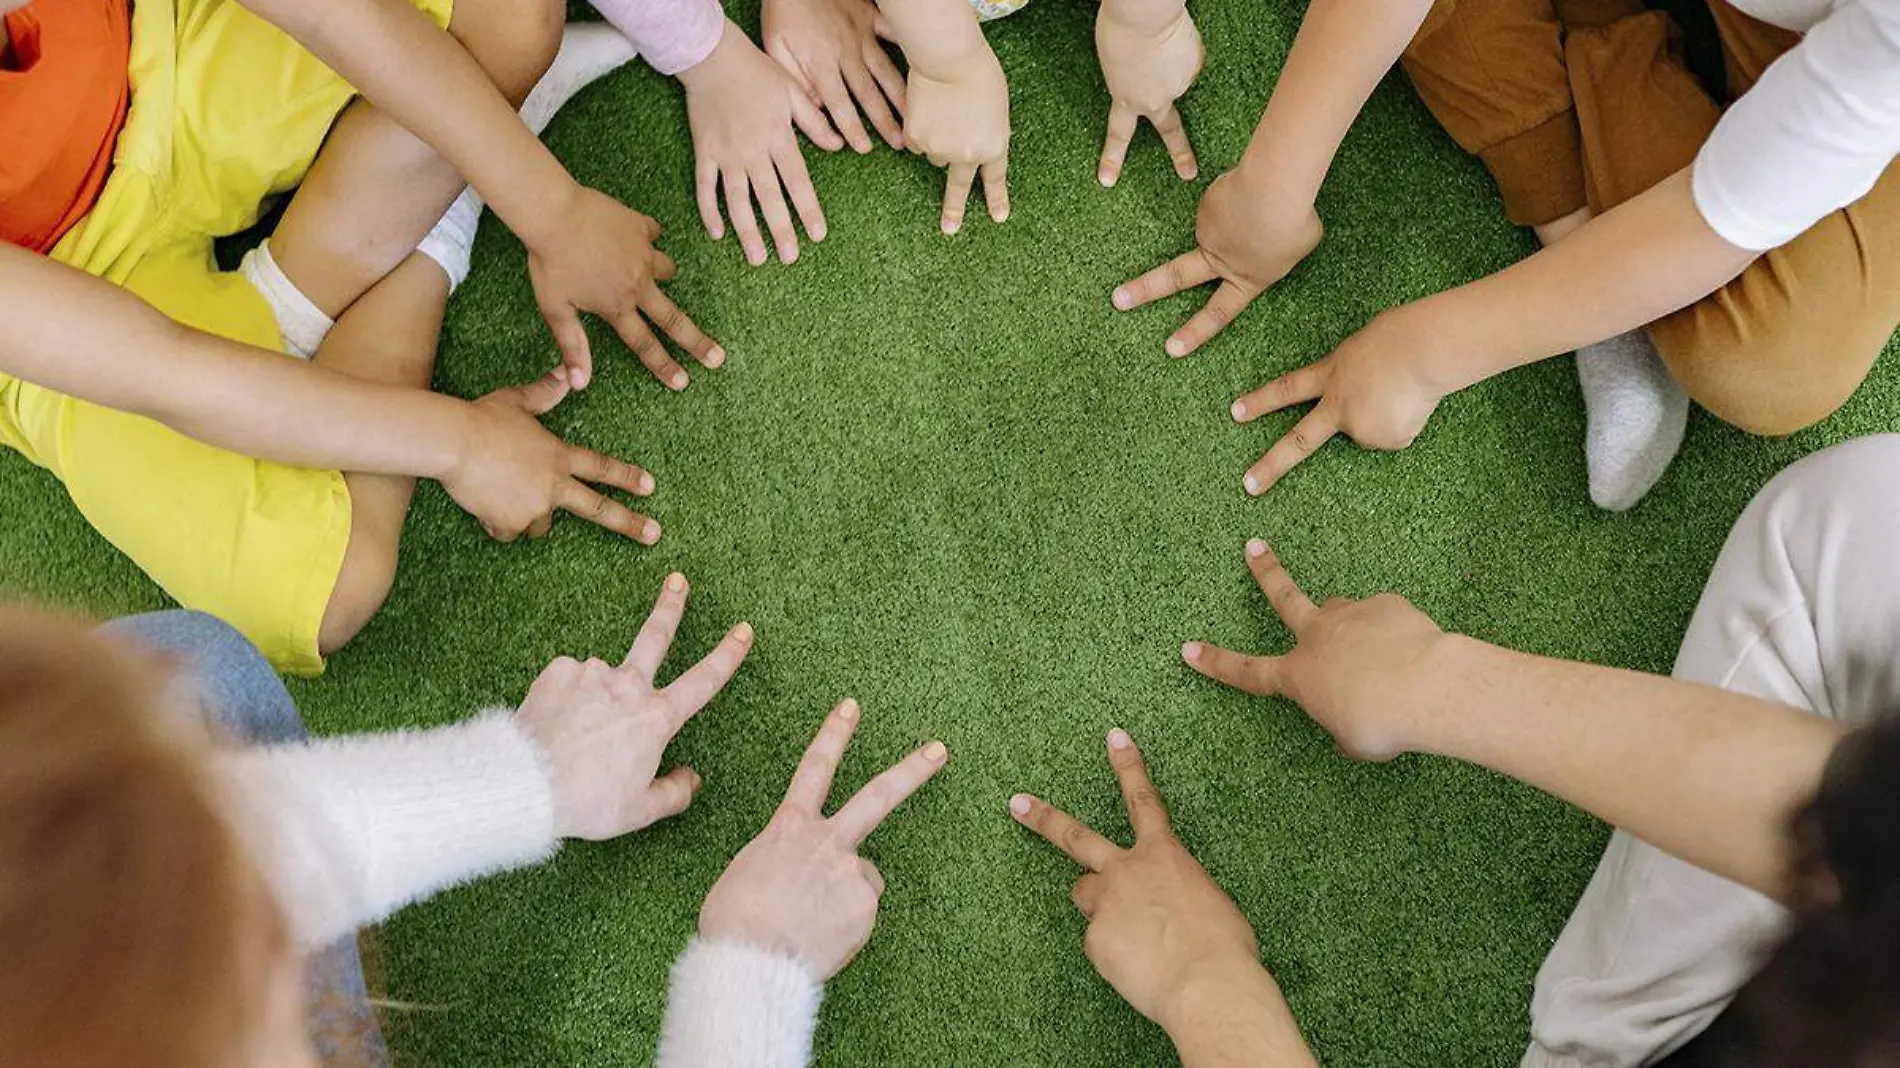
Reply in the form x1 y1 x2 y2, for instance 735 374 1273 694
318 536 397 658
1654 319 1880 437
454 0 564 107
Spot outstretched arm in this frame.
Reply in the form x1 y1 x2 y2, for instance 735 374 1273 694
1185 539 1842 903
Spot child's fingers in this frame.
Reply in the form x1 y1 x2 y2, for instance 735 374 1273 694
748 160 801 265
1243 538 1320 632
652 249 678 283
1008 794 1120 872
1099 100 1138 187
568 445 655 498
773 142 828 245
555 480 662 545
623 571 689 679
505 368 573 416
863 42 907 125
1151 106 1199 181
539 301 594 390
845 59 903 148
781 699 862 816
696 157 724 241
613 312 690 392
1112 249 1215 312
789 88 846 153
1181 640 1286 697
1165 280 1256 358
661 622 757 728
722 170 769 267
766 37 817 100
829 741 950 848
641 287 725 369
942 163 977 235
817 67 873 154
982 158 1010 223
1231 361 1330 423
1243 405 1340 497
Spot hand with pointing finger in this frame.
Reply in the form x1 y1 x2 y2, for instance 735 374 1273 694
527 187 723 392
700 699 948 978
514 572 754 840
445 369 663 545
1095 0 1203 187
903 45 1011 235
1112 162 1321 358
1012 731 1317 1066
1230 307 1452 495
1183 538 1452 762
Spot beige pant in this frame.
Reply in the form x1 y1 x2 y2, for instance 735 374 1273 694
1523 434 1900 1068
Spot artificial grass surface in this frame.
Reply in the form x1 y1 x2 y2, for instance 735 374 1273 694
5 1 1900 1064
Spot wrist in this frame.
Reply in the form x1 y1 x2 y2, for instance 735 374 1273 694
1100 0 1189 35
1159 952 1277 1037
896 12 992 80
675 19 739 92
1405 634 1508 760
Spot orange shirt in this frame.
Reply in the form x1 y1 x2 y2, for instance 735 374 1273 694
0 0 131 253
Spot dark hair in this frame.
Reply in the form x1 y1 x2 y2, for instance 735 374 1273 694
1723 716 1900 1067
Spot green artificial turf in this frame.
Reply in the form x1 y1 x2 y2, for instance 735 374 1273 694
6 2 1900 1064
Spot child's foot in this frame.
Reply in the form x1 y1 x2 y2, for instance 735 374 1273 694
417 23 639 288
1578 330 1689 512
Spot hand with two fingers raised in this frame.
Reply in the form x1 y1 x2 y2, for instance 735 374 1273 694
680 19 845 267
764 0 908 154
445 369 663 546
514 573 755 840
527 187 723 392
903 46 1011 235
1112 162 1322 358
1228 307 1452 496
1094 0 1203 187
1182 538 1453 762
699 699 948 979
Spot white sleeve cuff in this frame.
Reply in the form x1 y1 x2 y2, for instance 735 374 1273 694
217 710 559 948
657 939 825 1068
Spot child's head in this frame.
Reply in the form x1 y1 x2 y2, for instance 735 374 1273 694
1726 715 1900 1066
0 611 311 1068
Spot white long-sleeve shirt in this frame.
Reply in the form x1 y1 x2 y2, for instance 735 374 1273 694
1693 0 1900 250
216 713 825 1068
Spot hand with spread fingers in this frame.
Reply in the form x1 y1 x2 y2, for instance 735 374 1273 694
1182 538 1452 762
447 369 663 546
527 188 724 392
680 18 846 267
763 0 909 155
1229 306 1453 496
1011 730 1319 1067
902 46 1011 235
514 573 755 841
1112 162 1323 358
699 699 948 978
1094 0 1203 187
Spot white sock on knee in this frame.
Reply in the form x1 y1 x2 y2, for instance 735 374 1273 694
415 23 640 291
1578 330 1689 512
239 240 335 359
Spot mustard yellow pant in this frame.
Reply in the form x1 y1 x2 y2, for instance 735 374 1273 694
0 0 452 675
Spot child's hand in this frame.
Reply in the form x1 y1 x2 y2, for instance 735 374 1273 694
1112 162 1322 357
763 0 907 153
444 370 662 545
903 43 1011 234
1183 539 1451 762
1095 0 1203 186
681 18 845 266
526 188 722 391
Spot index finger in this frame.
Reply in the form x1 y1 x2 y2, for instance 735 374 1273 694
782 698 862 816
1243 405 1339 497
623 571 689 679
554 480 662 545
640 287 725 370
612 312 689 392
981 157 1009 224
539 301 594 390
660 620 756 725
830 739 949 847
1008 793 1121 872
1105 729 1170 840
1151 105 1199 181
1098 100 1138 187
569 446 655 497
942 163 976 235
1112 249 1217 312
1245 537 1318 632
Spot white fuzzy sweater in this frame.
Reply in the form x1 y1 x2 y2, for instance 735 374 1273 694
217 712 824 1067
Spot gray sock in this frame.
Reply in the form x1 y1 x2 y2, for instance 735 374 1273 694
1577 330 1689 512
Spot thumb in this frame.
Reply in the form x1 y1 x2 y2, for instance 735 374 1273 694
508 367 572 416
542 303 594 390
644 766 704 824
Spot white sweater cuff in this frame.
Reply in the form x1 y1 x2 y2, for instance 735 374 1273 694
218 710 559 949
657 939 825 1068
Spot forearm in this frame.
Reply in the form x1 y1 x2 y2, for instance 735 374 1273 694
216 711 560 948
1 248 472 478
656 940 824 1068
1417 168 1758 392
239 0 580 248
1166 959 1319 1068
878 0 988 76
1237 0 1434 208
1100 0 1189 32
1412 635 1842 901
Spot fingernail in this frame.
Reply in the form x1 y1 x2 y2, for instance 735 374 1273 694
838 698 860 721
812 223 828 241
572 369 590 389
706 346 727 369
1244 474 1261 496
1230 401 1247 422
1009 794 1032 816
639 472 656 495
943 221 961 236
1246 538 1268 558
643 520 663 543
1112 288 1132 310
733 621 754 642
670 372 689 391
1182 640 1202 661
1166 338 1187 358
1107 728 1132 750
1099 170 1116 187
923 741 948 763
666 572 687 592
993 207 1010 224
689 769 704 790
781 246 798 265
